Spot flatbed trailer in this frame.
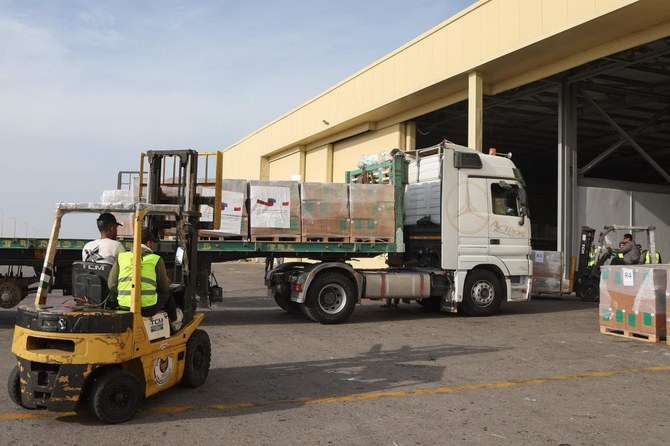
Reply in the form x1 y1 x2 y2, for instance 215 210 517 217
0 235 401 307
0 154 407 308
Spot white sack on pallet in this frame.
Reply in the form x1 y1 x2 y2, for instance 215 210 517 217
250 185 291 228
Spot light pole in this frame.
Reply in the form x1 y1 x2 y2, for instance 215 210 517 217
13 217 16 238
0 210 3 237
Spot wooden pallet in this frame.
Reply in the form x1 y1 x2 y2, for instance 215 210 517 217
599 326 665 343
351 236 395 244
250 235 301 242
199 235 248 242
303 236 350 243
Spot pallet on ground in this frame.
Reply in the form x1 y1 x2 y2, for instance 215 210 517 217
599 325 665 343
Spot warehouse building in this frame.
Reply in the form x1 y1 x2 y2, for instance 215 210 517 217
222 0 670 262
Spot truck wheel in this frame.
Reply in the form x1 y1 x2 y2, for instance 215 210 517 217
302 272 357 324
89 369 143 424
578 280 600 302
461 270 503 316
182 329 211 388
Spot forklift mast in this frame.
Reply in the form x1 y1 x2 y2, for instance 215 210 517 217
140 150 201 325
576 226 596 279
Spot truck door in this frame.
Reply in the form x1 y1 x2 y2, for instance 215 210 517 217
457 177 490 258
487 180 530 275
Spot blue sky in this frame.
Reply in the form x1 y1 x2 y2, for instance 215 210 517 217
0 0 476 238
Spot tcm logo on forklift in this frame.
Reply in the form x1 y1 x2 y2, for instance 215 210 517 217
83 263 107 271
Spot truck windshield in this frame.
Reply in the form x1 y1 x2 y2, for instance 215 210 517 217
491 182 521 217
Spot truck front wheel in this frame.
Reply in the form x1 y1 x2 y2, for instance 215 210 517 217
461 270 503 316
302 272 357 324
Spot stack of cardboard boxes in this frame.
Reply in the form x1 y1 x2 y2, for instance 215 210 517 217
531 250 563 294
349 183 395 242
599 265 667 342
301 183 350 242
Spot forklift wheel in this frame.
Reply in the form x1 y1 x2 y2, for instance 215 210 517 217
7 365 23 408
181 329 211 388
579 281 600 302
89 369 143 424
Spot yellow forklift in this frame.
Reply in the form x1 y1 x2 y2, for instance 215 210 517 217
7 150 212 423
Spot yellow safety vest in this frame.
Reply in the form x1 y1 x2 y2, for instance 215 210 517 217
587 248 597 267
644 251 661 264
117 252 160 308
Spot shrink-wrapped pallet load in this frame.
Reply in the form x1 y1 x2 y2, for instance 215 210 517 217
249 180 301 241
198 179 249 239
600 265 667 342
100 189 135 237
349 183 395 242
301 183 350 242
531 251 562 294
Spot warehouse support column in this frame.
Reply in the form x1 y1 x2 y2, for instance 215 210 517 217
260 156 270 180
325 144 334 182
468 72 483 151
298 145 306 181
557 80 577 260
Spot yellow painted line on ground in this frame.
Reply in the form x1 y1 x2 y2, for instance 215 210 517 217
2 364 669 421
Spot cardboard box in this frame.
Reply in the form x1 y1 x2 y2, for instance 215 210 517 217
349 184 395 241
301 183 350 241
600 266 666 338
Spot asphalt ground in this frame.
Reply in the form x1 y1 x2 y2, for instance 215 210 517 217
0 261 668 446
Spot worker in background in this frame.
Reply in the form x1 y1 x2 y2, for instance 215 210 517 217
82 213 125 264
619 233 641 265
587 243 597 268
644 248 662 264
108 228 183 333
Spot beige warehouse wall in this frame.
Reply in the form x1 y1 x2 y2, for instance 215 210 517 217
305 144 332 182
222 147 262 180
268 151 302 181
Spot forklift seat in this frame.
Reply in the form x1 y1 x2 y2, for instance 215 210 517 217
71 261 112 307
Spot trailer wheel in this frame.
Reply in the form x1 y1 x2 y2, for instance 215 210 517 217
578 279 600 302
461 270 503 316
0 281 23 309
182 329 211 388
302 272 357 324
89 369 143 424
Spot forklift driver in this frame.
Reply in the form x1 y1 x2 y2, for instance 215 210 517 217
614 233 640 265
108 228 183 333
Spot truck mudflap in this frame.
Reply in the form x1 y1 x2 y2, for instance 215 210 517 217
16 357 98 411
